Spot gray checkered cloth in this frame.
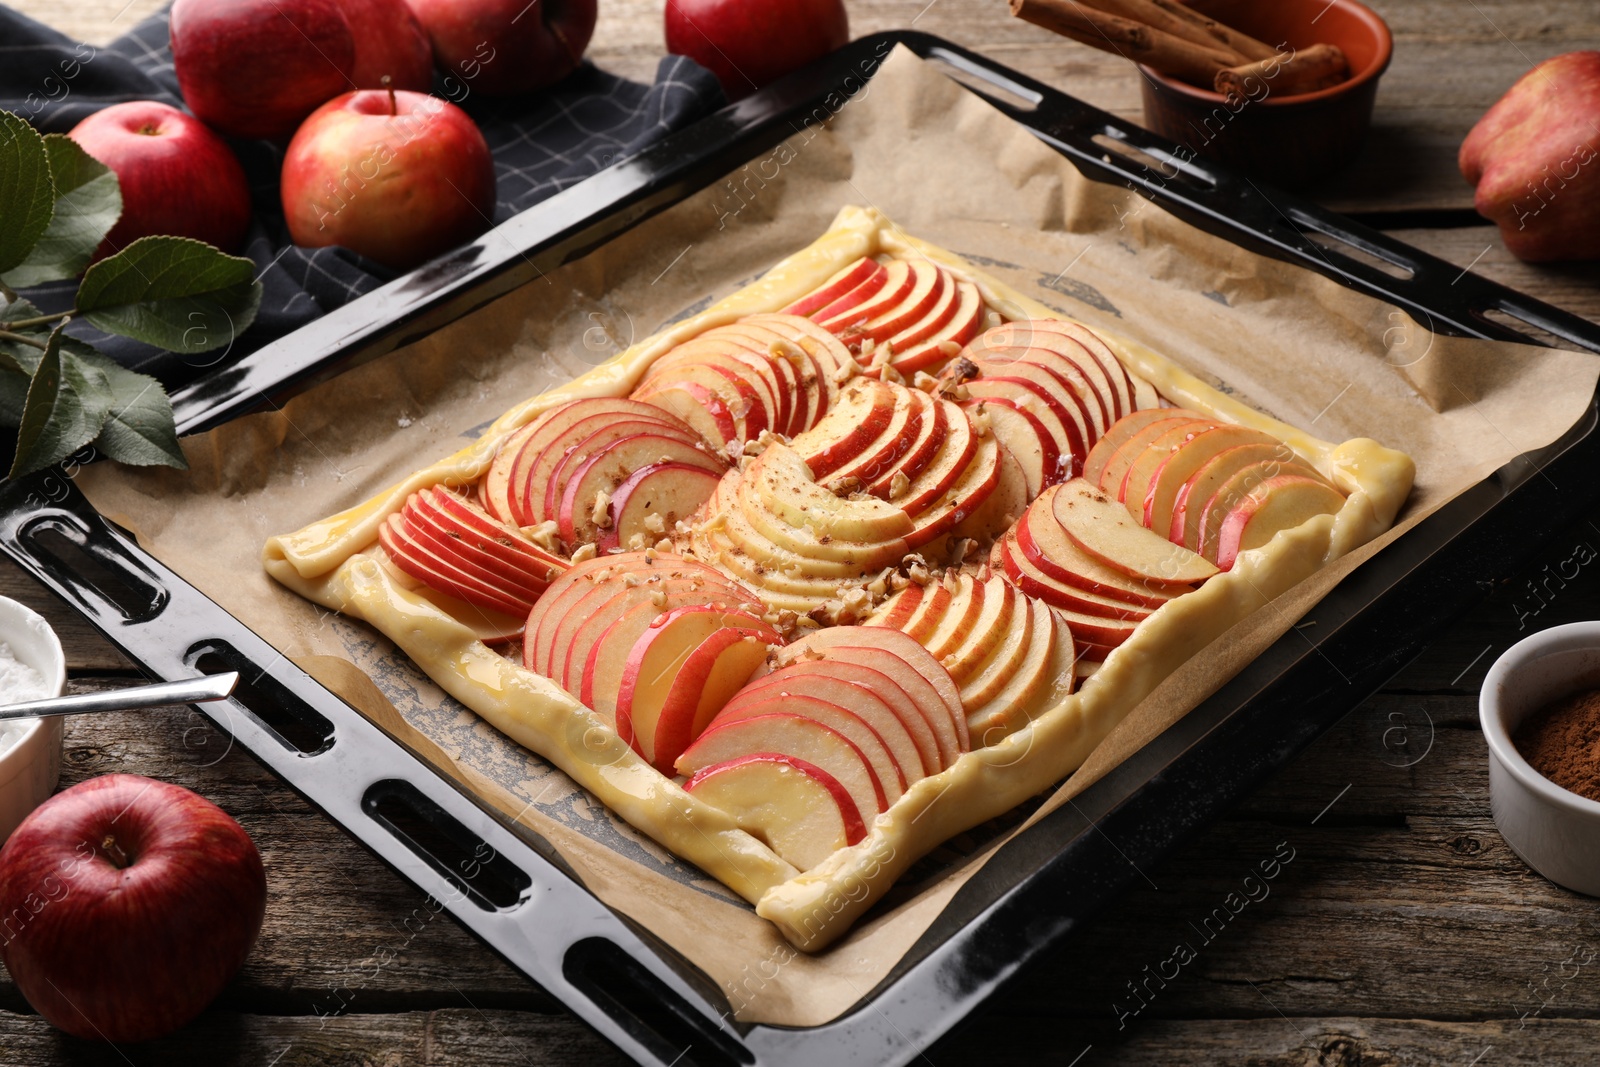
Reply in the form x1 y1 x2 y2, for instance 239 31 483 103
0 5 724 384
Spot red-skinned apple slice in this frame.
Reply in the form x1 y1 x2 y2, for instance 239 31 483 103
1171 442 1308 550
1095 415 1211 500
823 382 923 491
967 598 1075 743
890 400 976 516
683 754 865 869
1054 478 1219 585
596 462 722 555
1211 474 1345 570
640 352 776 444
397 507 544 603
558 434 727 546
412 488 566 587
713 324 812 434
782 257 884 318
987 320 1133 422
740 658 943 776
808 264 899 326
891 280 986 375
529 414 706 526
614 605 778 772
480 421 542 522
882 266 961 353
973 342 1110 440
1115 421 1212 508
378 515 532 618
678 712 887 819
728 491 903 573
816 258 913 332
1084 408 1208 486
797 378 898 479
998 528 1158 621
1195 458 1328 563
501 398 689 526
923 573 1005 677
635 380 741 453
713 692 909 802
750 444 916 547
737 313 853 428
963 376 1088 477
1015 490 1178 606
964 397 1062 497
893 577 962 646
777 626 969 757
905 433 1003 549
865 390 946 497
840 260 948 348
1140 423 1280 538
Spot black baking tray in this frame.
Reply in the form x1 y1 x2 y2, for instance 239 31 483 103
2 32 1598 1066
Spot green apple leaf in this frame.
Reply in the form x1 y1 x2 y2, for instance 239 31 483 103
76 236 261 355
0 111 55 281
9 324 112 478
0 298 50 375
5 135 122 288
67 342 186 469
0 364 30 428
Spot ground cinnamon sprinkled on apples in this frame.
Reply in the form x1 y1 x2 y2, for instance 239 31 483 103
1515 688 1600 802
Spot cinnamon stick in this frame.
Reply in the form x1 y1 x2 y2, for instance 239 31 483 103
1135 0 1279 62
1009 0 1241 87
1213 42 1350 98
1075 0 1273 64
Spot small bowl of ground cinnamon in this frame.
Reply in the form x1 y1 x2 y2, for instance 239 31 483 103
1481 622 1600 895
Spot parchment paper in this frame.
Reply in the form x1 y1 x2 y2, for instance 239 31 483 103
74 47 1598 1027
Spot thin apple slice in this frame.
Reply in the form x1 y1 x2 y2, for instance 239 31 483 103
955 577 1034 705
641 349 777 443
904 433 1003 549
967 598 1075 744
1083 408 1209 487
397 508 543 603
683 754 865 869
891 400 977 516
634 379 741 455
912 574 983 652
1115 420 1213 508
795 378 899 479
1054 478 1219 585
974 342 1110 441
963 377 1088 478
678 712 887 818
480 421 542 523
809 264 900 326
378 515 532 618
596 462 722 555
614 605 779 772
822 382 924 492
846 260 951 350
989 319 1133 422
964 397 1059 498
1015 493 1175 606
714 691 909 802
744 658 943 777
1194 458 1331 563
1141 423 1282 538
412 487 567 589
864 389 946 497
1095 415 1213 499
728 493 901 574
688 336 795 440
783 257 885 318
1211 474 1346 570
749 444 915 546
778 626 969 758
530 414 706 526
998 529 1158 622
1172 442 1310 551
817 258 913 333
891 281 986 376
558 434 726 546
737 313 852 431
871 580 931 633
928 573 1008 678
501 398 691 526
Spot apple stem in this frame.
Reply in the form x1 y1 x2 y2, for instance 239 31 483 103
382 75 397 117
100 833 132 869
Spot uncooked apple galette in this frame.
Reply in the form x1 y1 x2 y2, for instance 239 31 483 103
264 206 1414 949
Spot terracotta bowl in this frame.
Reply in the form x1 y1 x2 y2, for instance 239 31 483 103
1137 0 1393 189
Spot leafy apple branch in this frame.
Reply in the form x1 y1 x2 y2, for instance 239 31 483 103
0 108 263 479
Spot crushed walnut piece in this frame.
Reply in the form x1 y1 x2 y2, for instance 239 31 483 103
591 489 613 530
913 371 941 394
569 543 598 564
522 520 562 553
643 512 667 535
889 469 910 498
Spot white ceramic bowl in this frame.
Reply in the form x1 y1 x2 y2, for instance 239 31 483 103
1481 621 1600 895
0 597 64 841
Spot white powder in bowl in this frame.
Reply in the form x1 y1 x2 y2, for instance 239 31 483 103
0 642 50 755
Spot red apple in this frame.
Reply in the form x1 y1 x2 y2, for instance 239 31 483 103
1460 51 1600 263
343 0 436 92
280 88 496 272
170 0 356 141
0 774 265 1043
404 0 598 97
68 101 251 259
665 0 850 102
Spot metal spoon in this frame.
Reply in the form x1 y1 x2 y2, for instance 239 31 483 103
0 672 240 721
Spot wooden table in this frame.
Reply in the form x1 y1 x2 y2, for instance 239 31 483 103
5 1 1600 1063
